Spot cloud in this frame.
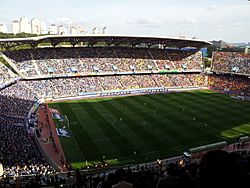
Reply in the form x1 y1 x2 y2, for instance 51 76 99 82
137 18 163 25
126 19 135 25
235 22 244 27
206 5 219 11
127 17 164 27
127 16 199 29
177 17 198 24
217 24 224 28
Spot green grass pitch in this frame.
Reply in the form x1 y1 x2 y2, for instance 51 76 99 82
49 90 250 169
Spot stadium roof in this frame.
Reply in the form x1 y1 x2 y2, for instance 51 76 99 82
0 34 212 49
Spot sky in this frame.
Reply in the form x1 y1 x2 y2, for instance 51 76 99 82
0 0 250 42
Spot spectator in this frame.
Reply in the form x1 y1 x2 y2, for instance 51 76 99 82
209 74 250 96
3 47 203 77
212 52 250 75
66 171 76 188
199 150 240 188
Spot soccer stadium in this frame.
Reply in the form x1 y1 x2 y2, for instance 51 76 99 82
0 33 249 187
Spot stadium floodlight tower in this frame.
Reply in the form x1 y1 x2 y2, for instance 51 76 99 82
92 27 97 34
102 26 107 34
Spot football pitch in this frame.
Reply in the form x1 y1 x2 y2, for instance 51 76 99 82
49 90 250 168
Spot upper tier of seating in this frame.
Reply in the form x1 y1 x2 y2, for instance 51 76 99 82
3 47 203 78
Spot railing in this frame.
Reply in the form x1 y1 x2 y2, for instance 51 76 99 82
45 86 205 102
18 69 203 80
189 141 227 153
239 136 250 142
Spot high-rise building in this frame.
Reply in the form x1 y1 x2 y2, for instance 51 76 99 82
58 25 65 35
19 17 30 33
70 26 77 34
31 18 41 34
40 21 47 34
12 20 19 34
49 24 57 34
0 23 7 33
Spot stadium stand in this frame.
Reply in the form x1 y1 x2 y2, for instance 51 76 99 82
212 52 250 75
208 74 250 96
3 47 203 78
1 35 250 188
0 90 55 177
0 62 18 88
0 74 205 100
209 51 250 98
0 117 55 177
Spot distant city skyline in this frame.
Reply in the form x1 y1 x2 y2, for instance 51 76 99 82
0 0 250 42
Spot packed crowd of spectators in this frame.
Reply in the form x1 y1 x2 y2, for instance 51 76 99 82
0 62 18 87
0 82 55 177
0 94 33 119
0 79 38 120
3 74 204 98
0 83 54 177
0 115 55 177
212 52 250 75
209 74 250 96
154 50 202 71
0 81 39 101
3 47 203 77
